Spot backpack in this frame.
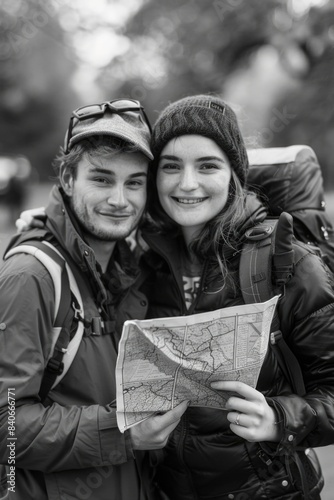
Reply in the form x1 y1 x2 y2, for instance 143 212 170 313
4 241 85 401
240 145 331 499
246 144 334 272
241 144 334 393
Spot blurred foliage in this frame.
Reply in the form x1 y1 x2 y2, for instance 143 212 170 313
0 0 79 181
273 5 334 185
0 0 334 187
102 0 334 186
102 0 284 107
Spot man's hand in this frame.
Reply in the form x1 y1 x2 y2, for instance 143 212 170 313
16 207 47 232
211 381 280 443
130 400 189 450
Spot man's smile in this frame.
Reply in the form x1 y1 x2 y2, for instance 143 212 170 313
99 211 133 218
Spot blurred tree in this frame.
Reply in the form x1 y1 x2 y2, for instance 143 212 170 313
1 0 333 187
273 3 334 187
101 0 334 186
0 0 78 181
0 0 148 181
99 0 285 118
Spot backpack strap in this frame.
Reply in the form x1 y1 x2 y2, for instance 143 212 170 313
4 241 85 401
240 213 306 396
239 219 277 303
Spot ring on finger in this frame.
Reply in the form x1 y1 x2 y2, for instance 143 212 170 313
234 412 241 426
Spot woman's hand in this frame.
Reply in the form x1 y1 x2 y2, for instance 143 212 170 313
211 380 280 443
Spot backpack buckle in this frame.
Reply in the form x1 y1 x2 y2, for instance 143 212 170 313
273 264 294 286
245 225 275 241
270 330 283 345
257 449 273 466
72 301 84 322
46 358 64 375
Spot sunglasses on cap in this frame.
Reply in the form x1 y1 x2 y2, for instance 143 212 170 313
64 99 152 154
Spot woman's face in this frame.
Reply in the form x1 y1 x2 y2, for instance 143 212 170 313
156 135 232 243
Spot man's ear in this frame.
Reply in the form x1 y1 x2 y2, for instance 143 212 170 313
59 163 74 196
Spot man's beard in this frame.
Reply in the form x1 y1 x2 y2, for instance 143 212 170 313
71 198 142 243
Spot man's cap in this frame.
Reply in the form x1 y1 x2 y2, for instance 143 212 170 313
65 103 153 160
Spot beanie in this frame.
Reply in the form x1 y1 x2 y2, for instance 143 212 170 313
151 95 248 186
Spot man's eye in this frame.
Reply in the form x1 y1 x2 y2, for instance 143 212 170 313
127 180 145 188
94 177 109 184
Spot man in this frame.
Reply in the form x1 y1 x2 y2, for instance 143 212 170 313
0 99 188 500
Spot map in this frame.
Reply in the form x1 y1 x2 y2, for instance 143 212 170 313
116 296 279 432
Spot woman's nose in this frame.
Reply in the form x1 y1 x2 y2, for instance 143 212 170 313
179 167 199 191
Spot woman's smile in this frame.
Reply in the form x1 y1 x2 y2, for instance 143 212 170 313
172 196 209 205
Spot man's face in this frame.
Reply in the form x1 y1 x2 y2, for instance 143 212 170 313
66 152 148 242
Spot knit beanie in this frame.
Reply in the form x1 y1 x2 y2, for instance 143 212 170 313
151 95 248 186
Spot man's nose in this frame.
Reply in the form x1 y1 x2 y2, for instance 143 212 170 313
107 184 128 208
179 167 199 191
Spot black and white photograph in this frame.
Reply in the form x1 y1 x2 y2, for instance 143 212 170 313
0 1 334 499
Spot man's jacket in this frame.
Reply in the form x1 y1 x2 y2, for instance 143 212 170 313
140 194 334 500
0 186 149 500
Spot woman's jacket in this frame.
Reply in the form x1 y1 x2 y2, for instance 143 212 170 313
140 194 334 500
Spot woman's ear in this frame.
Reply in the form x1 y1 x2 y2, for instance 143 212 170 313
59 163 74 196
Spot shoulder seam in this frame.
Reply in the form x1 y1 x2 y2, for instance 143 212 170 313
1 254 54 281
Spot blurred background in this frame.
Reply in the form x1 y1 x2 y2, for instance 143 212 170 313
0 0 333 494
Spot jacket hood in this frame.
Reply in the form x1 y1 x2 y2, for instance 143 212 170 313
5 186 94 273
237 191 267 235
45 185 94 272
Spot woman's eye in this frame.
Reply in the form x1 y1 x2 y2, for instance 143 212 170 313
161 163 179 170
200 164 218 170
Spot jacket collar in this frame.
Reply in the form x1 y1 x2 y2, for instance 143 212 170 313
44 185 94 272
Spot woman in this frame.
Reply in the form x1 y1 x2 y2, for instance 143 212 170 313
138 95 334 499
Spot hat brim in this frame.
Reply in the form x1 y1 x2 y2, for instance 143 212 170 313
69 114 153 160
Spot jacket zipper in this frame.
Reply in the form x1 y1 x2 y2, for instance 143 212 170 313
166 260 187 315
145 238 187 315
187 259 209 316
144 239 206 497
